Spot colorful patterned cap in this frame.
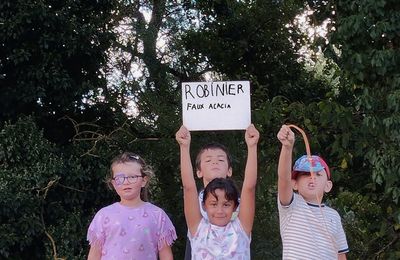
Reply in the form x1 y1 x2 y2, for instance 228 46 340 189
292 155 331 180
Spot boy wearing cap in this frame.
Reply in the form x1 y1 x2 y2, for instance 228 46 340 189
277 125 349 260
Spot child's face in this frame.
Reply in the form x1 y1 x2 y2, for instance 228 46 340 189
111 161 147 204
293 169 332 204
203 188 236 227
197 148 232 186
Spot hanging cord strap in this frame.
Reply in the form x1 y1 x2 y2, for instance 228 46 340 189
285 124 314 179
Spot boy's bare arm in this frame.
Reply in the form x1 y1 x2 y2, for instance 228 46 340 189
338 253 347 260
239 124 259 235
175 125 202 235
277 125 295 206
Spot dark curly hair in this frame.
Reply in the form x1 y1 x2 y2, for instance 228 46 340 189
203 178 239 209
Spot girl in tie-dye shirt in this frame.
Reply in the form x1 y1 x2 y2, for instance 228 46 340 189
87 152 177 260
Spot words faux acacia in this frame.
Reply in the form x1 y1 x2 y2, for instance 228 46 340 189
181 81 251 131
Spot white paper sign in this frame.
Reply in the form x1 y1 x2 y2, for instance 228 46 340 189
181 81 251 131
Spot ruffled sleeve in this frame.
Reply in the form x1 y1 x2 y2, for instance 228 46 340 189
87 210 106 249
156 210 177 250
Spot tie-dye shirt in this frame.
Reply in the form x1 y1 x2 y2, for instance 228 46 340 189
87 202 177 260
189 217 251 260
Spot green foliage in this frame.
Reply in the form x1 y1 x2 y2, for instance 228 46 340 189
310 0 400 257
180 0 308 101
0 117 63 258
2 0 400 258
0 117 115 259
331 191 390 259
0 0 117 142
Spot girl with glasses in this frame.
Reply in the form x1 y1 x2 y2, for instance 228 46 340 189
87 152 177 260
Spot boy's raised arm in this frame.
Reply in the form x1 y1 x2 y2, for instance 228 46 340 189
277 125 295 206
238 124 259 236
175 125 202 236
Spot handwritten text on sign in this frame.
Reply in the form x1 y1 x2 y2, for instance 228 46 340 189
182 81 250 131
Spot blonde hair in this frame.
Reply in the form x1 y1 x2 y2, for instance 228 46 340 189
107 152 154 201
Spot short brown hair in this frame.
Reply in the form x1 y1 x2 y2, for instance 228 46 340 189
195 142 232 171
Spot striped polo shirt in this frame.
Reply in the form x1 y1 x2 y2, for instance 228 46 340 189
278 193 349 260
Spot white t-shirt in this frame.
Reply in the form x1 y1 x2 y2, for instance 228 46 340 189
278 193 349 260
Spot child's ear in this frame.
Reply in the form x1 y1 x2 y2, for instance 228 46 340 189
141 176 149 188
111 182 117 190
227 167 233 177
196 169 203 178
324 180 333 193
291 179 298 190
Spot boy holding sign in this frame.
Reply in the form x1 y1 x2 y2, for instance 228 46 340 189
176 124 259 259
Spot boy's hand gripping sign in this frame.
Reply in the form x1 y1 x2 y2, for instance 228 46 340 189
181 81 251 131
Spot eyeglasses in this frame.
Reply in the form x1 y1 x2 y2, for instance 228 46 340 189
112 174 144 185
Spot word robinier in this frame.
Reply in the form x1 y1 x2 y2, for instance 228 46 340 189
181 81 250 131
184 82 245 100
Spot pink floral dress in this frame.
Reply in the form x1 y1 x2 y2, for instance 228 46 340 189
87 202 177 259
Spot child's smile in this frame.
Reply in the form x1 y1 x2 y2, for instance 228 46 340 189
204 189 236 227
